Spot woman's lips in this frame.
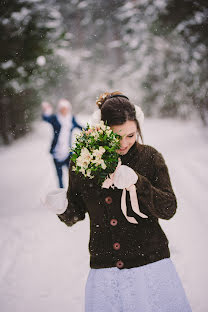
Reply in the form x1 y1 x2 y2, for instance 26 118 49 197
119 147 128 152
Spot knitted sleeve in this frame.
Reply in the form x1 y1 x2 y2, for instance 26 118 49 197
57 163 87 226
135 151 177 220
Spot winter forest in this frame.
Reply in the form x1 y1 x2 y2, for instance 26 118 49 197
0 0 208 311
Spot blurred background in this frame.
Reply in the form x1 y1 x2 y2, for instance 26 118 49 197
0 1 208 312
0 0 208 144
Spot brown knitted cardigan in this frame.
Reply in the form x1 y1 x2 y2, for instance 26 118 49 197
57 141 177 269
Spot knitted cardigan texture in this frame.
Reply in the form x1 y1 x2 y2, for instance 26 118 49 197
57 142 177 269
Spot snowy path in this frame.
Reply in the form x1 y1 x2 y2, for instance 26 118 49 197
0 116 208 312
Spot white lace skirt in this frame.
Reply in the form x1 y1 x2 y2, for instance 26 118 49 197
85 258 192 312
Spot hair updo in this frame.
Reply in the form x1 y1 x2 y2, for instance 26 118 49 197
96 91 143 143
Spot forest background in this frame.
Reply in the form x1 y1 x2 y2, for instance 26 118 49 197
0 0 208 145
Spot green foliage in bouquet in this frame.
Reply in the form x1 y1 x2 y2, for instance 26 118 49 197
70 120 121 185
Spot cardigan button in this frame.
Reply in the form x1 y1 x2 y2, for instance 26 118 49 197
113 242 120 250
116 260 124 269
105 196 112 204
110 219 118 226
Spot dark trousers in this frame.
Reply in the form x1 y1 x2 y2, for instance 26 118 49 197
53 155 71 188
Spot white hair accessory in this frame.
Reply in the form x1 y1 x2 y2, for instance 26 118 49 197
90 104 144 127
134 104 144 127
90 109 101 126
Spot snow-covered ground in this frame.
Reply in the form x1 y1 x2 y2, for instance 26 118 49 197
0 115 207 312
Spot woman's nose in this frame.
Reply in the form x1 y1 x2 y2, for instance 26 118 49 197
120 138 127 147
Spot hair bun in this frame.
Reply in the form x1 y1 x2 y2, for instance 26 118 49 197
96 92 111 109
96 91 122 109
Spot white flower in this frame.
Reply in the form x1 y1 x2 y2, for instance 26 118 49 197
99 146 105 153
99 120 105 126
91 157 106 169
79 148 93 164
81 147 91 157
76 156 83 167
91 158 101 166
106 129 112 136
86 169 94 178
95 120 106 131
100 120 107 131
91 132 99 140
76 154 91 169
92 146 105 158
79 167 86 175
101 159 106 169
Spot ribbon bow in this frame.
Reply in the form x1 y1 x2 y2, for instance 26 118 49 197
102 159 148 223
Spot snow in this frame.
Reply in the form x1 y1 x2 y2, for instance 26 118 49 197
0 115 208 312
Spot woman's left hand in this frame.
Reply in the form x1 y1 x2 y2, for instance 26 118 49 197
41 189 68 214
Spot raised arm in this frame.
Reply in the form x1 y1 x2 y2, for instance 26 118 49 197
41 101 54 123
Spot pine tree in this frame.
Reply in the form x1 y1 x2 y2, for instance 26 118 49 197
0 0 67 144
147 0 208 122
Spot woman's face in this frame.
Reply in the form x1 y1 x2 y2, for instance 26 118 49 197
111 120 137 155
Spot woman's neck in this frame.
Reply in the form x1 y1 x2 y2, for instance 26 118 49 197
119 141 138 165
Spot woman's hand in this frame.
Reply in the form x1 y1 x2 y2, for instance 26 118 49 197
41 189 68 214
113 165 138 189
41 101 53 115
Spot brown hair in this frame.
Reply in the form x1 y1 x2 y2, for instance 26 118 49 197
96 91 143 143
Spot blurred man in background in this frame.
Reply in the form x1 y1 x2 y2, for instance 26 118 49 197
42 98 83 188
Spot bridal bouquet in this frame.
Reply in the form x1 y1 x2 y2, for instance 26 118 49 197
70 120 121 185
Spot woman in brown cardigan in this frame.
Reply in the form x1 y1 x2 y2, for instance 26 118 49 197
47 92 192 312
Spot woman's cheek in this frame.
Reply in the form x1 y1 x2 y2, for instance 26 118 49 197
130 136 136 145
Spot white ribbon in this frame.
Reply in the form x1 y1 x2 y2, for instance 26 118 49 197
102 163 148 223
121 185 148 224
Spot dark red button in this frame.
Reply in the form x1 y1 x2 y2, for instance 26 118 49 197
110 219 118 226
105 196 112 204
113 242 120 250
116 260 124 268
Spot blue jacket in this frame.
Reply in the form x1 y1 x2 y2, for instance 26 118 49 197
42 114 83 156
